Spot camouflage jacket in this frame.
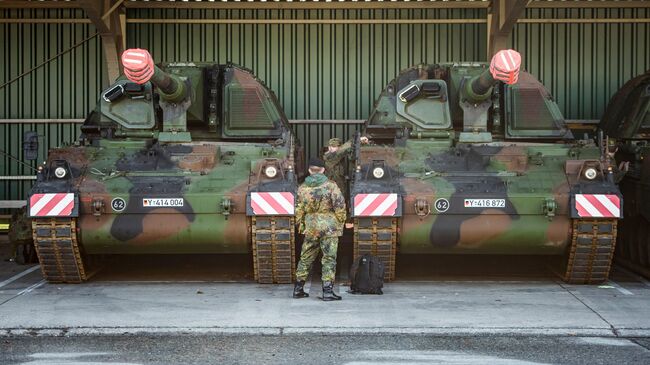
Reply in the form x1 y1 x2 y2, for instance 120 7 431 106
323 140 352 186
295 173 346 237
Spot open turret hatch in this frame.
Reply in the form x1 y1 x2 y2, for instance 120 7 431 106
395 80 452 131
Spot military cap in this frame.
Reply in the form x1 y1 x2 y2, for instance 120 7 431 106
308 157 325 168
328 138 342 147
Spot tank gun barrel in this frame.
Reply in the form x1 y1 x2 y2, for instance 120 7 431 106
464 49 522 103
121 48 187 103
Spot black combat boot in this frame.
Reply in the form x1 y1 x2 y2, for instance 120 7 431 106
293 280 309 298
321 281 342 301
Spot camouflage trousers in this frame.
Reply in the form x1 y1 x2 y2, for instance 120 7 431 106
295 236 339 282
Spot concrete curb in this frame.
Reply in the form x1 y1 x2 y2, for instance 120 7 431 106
3 326 648 337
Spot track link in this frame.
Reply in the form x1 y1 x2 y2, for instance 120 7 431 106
32 218 86 283
564 218 617 284
353 217 397 281
251 216 295 284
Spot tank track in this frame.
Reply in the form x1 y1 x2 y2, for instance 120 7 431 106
251 216 295 284
564 218 618 284
353 217 397 281
32 218 87 283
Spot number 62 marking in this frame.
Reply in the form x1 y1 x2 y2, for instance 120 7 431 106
434 198 450 213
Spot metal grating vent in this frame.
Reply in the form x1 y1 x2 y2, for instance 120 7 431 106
511 88 557 130
227 87 275 129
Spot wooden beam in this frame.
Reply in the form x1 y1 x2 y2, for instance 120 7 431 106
119 11 126 51
0 119 84 123
0 1 80 9
528 0 650 9
518 18 650 23
101 0 125 21
1 0 648 11
78 0 124 84
126 18 487 25
499 0 528 31
122 1 491 10
0 19 92 23
488 0 529 57
0 118 365 125
2 17 648 25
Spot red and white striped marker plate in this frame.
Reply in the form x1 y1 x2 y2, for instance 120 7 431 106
29 193 75 217
250 192 295 215
354 193 399 217
574 194 621 218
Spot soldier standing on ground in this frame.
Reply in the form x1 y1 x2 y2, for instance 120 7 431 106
293 158 347 301
323 136 369 194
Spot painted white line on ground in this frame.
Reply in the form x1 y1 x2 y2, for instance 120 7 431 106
0 266 40 289
16 279 46 296
608 280 634 296
29 352 111 359
98 280 254 284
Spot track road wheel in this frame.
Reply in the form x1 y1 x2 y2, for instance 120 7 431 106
251 216 296 284
564 219 617 284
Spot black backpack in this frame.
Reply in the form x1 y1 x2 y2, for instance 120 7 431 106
349 254 384 295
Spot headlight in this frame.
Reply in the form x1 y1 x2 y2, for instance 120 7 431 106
584 167 597 180
54 167 67 179
372 167 385 179
264 165 278 178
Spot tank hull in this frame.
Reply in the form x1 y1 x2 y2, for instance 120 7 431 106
79 213 250 254
399 214 570 255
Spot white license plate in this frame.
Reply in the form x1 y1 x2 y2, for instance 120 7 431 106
463 199 505 208
142 198 184 207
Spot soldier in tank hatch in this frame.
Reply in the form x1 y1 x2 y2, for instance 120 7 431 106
323 136 369 195
293 157 347 301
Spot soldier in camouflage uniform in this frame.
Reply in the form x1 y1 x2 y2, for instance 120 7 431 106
323 136 369 195
293 157 347 301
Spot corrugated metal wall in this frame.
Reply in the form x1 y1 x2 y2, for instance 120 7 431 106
514 7 650 120
127 8 486 120
1 8 103 202
1 6 649 203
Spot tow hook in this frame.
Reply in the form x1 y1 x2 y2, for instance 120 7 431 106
415 198 431 219
221 198 233 220
543 198 556 220
92 198 105 217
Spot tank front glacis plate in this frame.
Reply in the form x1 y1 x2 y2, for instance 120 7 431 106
51 142 292 254
353 139 606 255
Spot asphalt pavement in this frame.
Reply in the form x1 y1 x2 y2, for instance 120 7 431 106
2 334 650 365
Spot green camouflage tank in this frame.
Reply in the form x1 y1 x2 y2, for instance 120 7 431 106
600 69 650 275
23 49 303 284
350 50 623 284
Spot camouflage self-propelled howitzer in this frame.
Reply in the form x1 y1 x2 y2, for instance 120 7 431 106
26 49 302 284
599 69 650 276
351 50 622 284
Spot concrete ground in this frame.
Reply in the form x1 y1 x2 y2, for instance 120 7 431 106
1 235 650 338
